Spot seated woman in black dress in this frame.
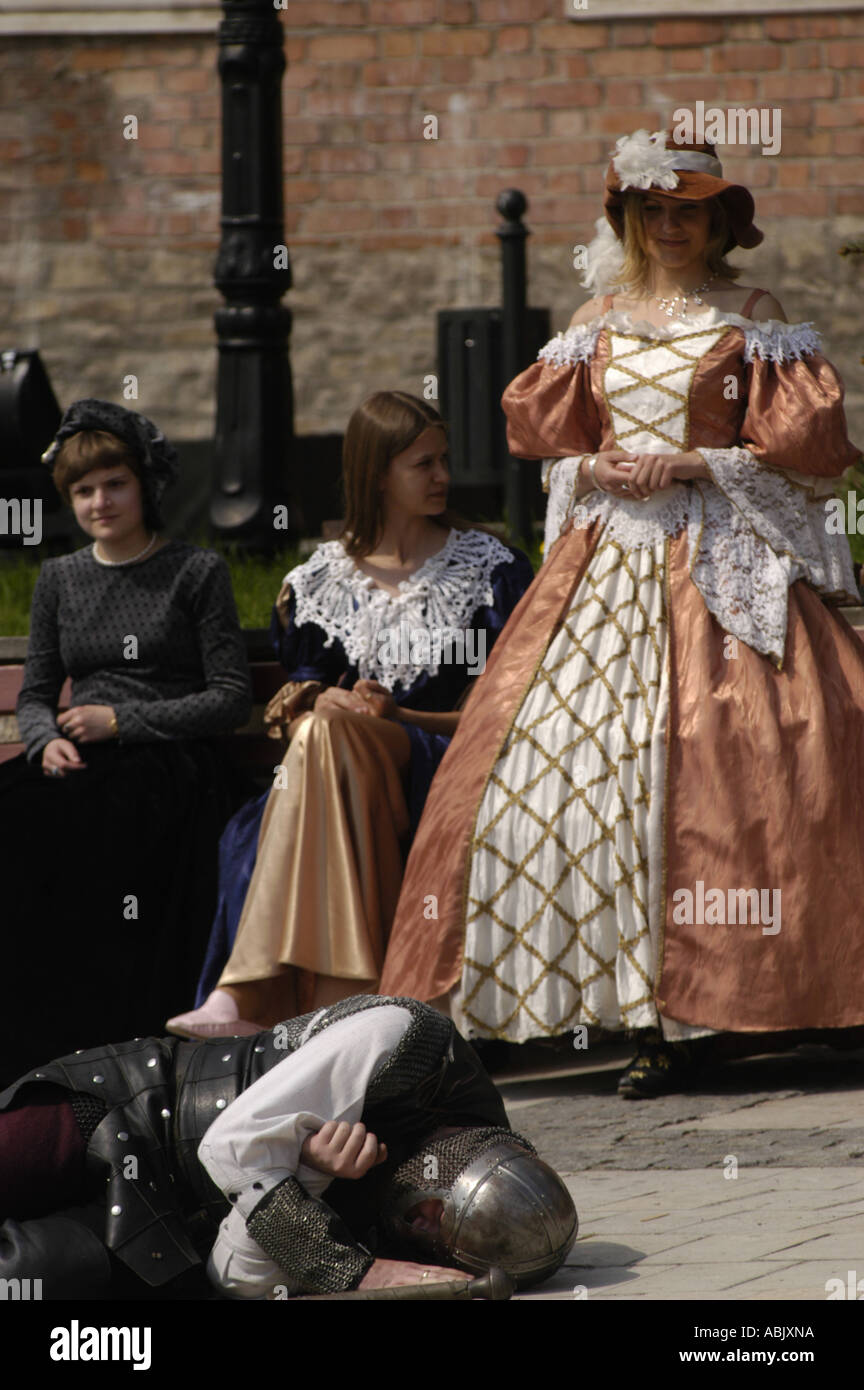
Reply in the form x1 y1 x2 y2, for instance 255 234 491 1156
0 399 252 1086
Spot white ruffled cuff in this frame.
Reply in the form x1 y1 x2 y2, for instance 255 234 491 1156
689 447 858 663
542 456 588 557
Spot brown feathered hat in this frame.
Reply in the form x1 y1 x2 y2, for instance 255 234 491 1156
603 129 763 253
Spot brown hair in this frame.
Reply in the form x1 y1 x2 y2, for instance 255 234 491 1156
618 192 740 296
52 430 152 520
341 391 466 559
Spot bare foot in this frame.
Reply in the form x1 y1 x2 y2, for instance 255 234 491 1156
166 989 246 1036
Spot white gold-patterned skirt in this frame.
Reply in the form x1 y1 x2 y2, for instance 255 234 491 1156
453 533 671 1042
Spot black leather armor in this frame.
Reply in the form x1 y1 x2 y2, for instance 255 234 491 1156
0 996 507 1293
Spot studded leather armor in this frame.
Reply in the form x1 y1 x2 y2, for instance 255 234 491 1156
0 996 506 1290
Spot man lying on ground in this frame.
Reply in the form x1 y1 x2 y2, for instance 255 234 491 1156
0 996 577 1299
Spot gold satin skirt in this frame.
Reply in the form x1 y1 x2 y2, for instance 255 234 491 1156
219 706 411 1024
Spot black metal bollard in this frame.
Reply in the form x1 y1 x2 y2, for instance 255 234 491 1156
212 0 293 545
496 189 531 549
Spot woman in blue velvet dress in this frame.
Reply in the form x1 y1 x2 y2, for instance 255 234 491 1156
168 391 533 1035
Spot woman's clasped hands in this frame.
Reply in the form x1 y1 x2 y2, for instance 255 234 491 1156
590 449 709 500
42 703 118 776
314 679 399 720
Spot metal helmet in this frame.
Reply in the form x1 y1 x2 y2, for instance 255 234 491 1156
380 1127 577 1288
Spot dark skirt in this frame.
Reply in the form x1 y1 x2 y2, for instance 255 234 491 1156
0 740 248 1087
193 789 268 1005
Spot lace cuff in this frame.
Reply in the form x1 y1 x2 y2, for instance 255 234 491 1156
555 482 692 555
542 456 589 555
689 447 859 663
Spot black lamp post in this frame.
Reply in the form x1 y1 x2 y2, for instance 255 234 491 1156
211 0 293 544
496 189 530 549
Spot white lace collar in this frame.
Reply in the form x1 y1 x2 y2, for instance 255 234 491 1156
286 528 516 690
538 308 821 368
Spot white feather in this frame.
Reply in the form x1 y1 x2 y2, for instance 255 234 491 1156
579 218 627 294
612 128 679 192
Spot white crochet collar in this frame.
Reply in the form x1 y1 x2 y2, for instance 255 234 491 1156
286 528 515 691
538 308 821 367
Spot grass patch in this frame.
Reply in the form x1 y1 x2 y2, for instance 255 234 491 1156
0 535 306 635
0 553 41 636
211 541 303 629
845 470 864 570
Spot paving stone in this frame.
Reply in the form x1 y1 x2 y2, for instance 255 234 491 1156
662 1090 864 1133
498 1046 864 1299
599 1261 796 1296
565 1234 704 1267
499 1046 864 1174
763 1233 864 1261
723 1261 863 1299
806 1196 864 1217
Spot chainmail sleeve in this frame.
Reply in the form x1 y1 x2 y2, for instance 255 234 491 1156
245 1176 374 1294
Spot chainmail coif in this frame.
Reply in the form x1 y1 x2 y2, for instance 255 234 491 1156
387 1126 536 1198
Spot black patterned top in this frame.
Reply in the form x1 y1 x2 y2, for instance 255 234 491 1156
16 540 253 761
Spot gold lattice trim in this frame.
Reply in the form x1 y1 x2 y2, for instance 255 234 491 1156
462 537 667 1038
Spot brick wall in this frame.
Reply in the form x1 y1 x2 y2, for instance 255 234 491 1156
1 4 862 445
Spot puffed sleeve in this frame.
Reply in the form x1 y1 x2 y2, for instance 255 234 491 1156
740 326 861 478
501 325 604 460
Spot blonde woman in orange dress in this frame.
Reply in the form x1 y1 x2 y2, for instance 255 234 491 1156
380 131 864 1097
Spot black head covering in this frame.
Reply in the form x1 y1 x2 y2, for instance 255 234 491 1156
41 398 179 528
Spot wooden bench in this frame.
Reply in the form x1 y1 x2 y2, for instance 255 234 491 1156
0 632 288 784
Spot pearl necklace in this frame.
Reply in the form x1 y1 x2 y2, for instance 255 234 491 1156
654 275 716 319
92 533 158 567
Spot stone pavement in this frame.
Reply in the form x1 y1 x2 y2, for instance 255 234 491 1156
484 1036 864 1302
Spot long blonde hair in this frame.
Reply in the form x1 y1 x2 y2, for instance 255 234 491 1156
617 192 740 295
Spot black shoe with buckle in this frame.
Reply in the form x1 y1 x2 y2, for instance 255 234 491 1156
617 1033 705 1099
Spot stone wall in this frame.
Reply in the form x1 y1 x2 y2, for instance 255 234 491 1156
1 4 862 448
